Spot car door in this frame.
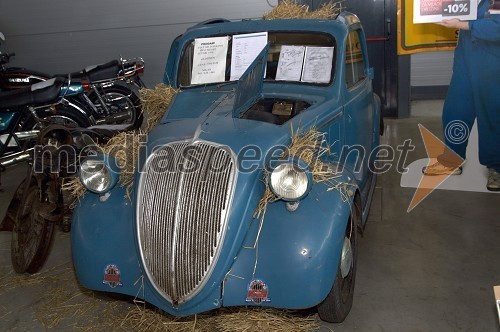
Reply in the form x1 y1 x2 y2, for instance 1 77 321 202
342 28 374 189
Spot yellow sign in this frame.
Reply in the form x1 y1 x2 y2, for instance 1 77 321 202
398 0 459 55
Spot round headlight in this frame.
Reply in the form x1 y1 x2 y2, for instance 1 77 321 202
80 159 112 193
269 163 310 201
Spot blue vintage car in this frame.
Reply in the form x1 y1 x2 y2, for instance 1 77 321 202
72 12 381 323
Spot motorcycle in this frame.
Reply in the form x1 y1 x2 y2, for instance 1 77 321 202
0 32 145 129
0 72 131 273
0 76 91 172
3 124 119 273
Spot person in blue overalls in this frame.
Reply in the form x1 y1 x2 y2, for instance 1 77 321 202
423 0 500 191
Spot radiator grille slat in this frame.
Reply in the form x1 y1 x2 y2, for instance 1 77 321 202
137 141 235 304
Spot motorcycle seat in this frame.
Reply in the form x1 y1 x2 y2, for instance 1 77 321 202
0 77 65 110
54 60 120 82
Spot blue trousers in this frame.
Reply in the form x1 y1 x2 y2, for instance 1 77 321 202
440 30 500 172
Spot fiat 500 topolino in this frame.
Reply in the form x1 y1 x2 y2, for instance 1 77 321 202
73 12 381 323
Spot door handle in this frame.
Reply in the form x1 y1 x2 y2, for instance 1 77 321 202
366 19 392 42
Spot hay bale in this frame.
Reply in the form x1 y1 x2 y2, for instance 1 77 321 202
263 0 343 20
140 83 178 132
62 177 87 201
263 0 310 19
255 125 354 219
100 131 146 198
62 131 146 200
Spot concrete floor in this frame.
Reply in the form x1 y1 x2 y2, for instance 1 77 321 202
0 101 499 331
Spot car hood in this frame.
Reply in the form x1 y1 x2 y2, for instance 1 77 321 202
149 88 323 154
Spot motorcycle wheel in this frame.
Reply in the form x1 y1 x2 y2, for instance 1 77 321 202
89 83 143 130
22 105 92 131
11 179 55 274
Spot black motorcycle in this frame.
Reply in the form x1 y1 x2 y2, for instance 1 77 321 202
0 33 145 129
0 76 92 172
0 78 88 272
0 74 127 271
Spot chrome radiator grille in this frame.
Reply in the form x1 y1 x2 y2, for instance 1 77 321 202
137 141 236 305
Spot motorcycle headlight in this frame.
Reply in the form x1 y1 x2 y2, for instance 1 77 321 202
79 154 119 194
269 160 312 201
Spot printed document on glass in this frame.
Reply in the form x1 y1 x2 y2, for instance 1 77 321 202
191 36 229 85
301 46 334 84
230 32 268 81
275 45 305 81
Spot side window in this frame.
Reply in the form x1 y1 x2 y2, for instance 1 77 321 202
345 30 366 89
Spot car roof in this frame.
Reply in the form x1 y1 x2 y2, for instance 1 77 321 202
180 12 362 40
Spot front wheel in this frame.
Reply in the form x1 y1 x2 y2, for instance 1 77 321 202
317 202 359 323
11 178 55 274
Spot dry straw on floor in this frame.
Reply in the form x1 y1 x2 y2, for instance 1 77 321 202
263 0 343 20
1 261 319 331
121 305 319 332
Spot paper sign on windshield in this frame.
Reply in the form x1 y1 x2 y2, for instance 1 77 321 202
301 46 334 84
191 36 229 85
275 45 305 81
413 0 478 23
230 32 268 81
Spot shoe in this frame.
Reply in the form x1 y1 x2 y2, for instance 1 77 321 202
487 169 500 191
422 162 462 176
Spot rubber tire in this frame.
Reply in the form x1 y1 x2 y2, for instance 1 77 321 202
88 83 143 130
22 104 92 131
317 203 359 323
11 179 55 274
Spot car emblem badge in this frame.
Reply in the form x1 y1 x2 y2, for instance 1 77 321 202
103 264 123 288
245 279 271 304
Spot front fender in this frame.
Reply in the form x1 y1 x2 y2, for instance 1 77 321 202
222 172 357 309
71 186 142 295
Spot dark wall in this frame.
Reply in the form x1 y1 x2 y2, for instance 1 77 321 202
0 0 278 87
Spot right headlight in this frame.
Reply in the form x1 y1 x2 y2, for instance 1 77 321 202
79 154 119 194
269 160 312 201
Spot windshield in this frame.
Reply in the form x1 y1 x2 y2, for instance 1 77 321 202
178 31 336 87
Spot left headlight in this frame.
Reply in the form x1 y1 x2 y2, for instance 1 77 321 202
79 154 119 194
269 160 311 201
